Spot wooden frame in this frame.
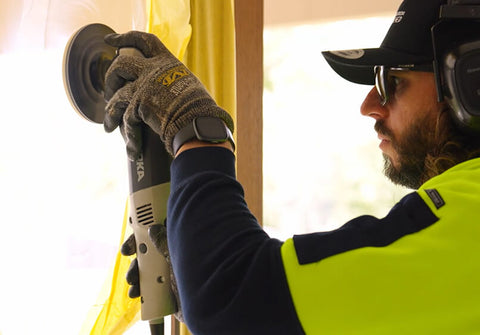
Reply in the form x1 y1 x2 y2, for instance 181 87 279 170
235 0 264 225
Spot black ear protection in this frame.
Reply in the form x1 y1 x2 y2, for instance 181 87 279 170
432 0 480 133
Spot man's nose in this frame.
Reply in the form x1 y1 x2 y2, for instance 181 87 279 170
360 87 388 120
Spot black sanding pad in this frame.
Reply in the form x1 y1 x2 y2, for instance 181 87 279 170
63 23 116 124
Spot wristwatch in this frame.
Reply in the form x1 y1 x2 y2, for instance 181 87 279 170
172 116 235 155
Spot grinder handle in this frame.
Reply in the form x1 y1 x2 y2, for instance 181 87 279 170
129 186 177 321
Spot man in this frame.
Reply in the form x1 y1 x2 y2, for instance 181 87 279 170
104 0 480 333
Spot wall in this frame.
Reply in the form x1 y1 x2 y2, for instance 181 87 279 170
265 0 400 26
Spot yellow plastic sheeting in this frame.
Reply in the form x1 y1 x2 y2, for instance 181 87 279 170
146 0 192 61
82 1 192 334
185 0 237 124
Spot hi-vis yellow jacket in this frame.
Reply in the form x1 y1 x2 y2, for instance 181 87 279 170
168 148 480 335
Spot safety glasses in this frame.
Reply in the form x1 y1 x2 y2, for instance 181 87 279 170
374 64 434 106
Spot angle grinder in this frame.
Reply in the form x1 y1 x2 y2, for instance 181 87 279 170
63 23 176 334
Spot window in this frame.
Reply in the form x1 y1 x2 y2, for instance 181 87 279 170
263 17 409 240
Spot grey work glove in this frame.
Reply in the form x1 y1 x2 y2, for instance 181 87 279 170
103 31 234 159
121 224 184 322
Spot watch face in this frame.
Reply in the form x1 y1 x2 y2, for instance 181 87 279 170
194 117 228 141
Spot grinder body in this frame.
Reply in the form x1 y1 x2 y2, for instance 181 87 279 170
63 23 177 328
128 126 176 321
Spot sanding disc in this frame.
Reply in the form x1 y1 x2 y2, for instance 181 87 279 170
63 23 116 124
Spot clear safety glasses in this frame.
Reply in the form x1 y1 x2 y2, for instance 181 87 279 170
374 64 434 106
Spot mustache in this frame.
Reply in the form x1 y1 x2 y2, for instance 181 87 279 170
374 120 394 140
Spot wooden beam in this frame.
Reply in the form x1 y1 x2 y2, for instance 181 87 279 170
235 0 264 225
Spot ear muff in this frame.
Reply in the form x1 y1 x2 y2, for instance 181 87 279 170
442 40 480 131
432 3 480 133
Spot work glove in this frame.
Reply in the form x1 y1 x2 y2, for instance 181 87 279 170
103 31 234 159
121 223 184 322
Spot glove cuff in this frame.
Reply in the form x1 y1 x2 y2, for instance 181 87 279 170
164 106 234 156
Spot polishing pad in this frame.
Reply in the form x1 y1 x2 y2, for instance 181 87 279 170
63 23 116 124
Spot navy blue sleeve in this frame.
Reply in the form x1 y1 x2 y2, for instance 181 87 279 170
167 147 304 335
293 192 438 265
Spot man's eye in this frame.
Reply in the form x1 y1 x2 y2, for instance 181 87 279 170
387 75 403 94
388 75 401 87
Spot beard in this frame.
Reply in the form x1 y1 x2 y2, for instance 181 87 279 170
375 116 438 189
